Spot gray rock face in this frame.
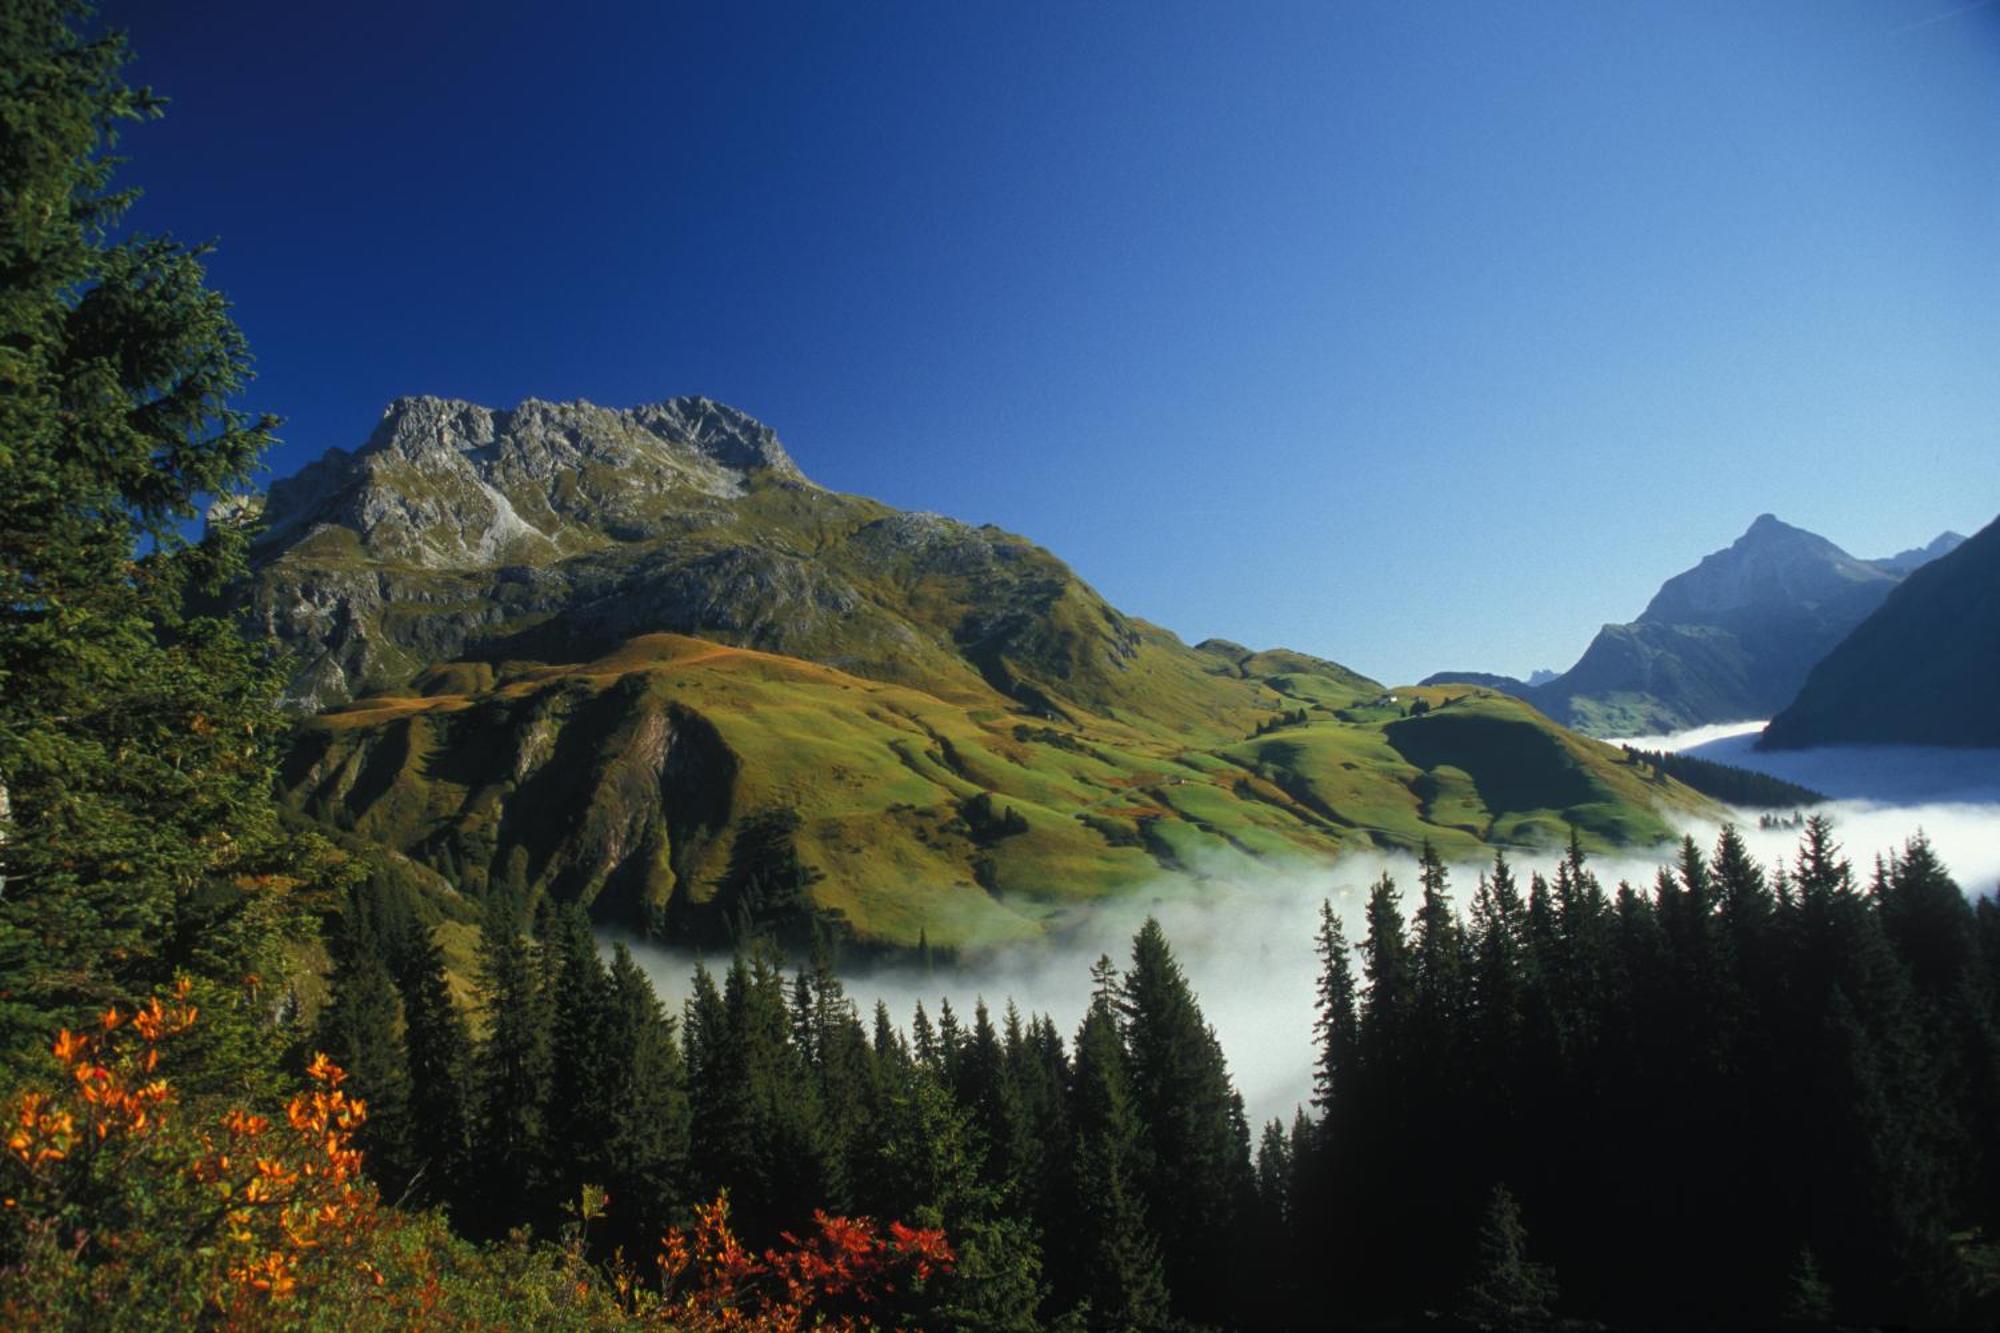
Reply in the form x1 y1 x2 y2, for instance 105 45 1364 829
259 395 808 571
1637 514 1894 626
246 394 1150 718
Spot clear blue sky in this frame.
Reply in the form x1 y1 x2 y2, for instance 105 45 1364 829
105 0 2000 686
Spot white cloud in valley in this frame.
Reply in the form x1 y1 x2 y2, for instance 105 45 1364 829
616 724 2000 1132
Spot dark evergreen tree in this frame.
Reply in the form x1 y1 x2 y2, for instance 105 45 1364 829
791 935 868 1211
542 903 613 1222
958 1000 1034 1196
867 1019 1044 1331
1408 842 1478 1278
1119 918 1253 1324
1783 1245 1836 1329
595 943 691 1258
1467 851 1530 1178
687 950 830 1240
314 893 415 1199
1352 870 1418 1309
396 926 474 1216
0 0 318 1072
471 901 553 1235
1458 1184 1557 1331
912 999 940 1071
1067 997 1169 1331
1304 898 1358 1308
1781 817 1963 1326
1009 1010 1072 1277
1312 899 1359 1116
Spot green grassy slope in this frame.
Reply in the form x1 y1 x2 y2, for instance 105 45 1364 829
283 638 1715 950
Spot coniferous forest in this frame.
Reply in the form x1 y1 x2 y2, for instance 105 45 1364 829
5 4 2000 1328
294 824 2000 1332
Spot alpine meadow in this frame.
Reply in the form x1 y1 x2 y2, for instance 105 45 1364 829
4 3 2000 1331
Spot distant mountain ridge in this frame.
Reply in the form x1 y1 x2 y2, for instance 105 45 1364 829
1871 532 1966 578
250 394 1716 949
1762 514 1999 750
1521 515 1960 737
1418 671 1535 699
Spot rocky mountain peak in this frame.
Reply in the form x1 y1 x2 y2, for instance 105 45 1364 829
359 393 803 480
1872 530 1967 577
258 394 810 571
1637 514 1890 625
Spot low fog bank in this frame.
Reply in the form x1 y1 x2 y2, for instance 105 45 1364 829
1615 719 2000 894
1613 720 2000 805
611 724 2000 1132
605 839 1878 1130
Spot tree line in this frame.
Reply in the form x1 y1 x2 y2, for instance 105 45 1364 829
313 818 2000 1330
1620 744 1828 809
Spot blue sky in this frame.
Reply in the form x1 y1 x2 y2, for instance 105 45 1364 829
106 1 1999 686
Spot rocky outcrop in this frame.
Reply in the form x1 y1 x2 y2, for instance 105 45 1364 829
248 395 1191 718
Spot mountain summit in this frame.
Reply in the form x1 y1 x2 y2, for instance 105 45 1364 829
250 394 1712 949
259 395 807 571
1526 515 1955 737
1635 514 1894 626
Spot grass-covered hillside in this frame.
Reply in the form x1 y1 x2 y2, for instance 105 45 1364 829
284 632 1714 950
255 395 1717 948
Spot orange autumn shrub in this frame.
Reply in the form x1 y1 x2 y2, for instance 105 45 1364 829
3 982 954 1330
0 980 393 1325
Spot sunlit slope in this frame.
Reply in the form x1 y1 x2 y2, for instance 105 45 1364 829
283 637 1715 949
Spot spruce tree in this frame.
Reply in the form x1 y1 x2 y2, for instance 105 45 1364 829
314 894 415 1198
543 902 613 1221
471 902 553 1234
959 999 1033 1195
396 926 474 1215
1119 918 1252 1324
1467 852 1530 1168
1354 870 1423 1308
1067 998 1169 1331
1459 1184 1557 1331
689 950 830 1240
1782 1244 1836 1328
1305 899 1358 1307
1409 842 1474 1250
595 943 690 1257
0 0 319 1069
1312 900 1358 1116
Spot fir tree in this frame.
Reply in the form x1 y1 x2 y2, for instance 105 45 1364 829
542 903 613 1220
1783 1244 1836 1327
690 950 831 1240
471 902 553 1234
1312 900 1358 1115
595 943 691 1257
1120 918 1252 1324
396 926 474 1215
1067 997 1169 1331
1459 1184 1557 1331
0 0 318 1068
314 893 414 1198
